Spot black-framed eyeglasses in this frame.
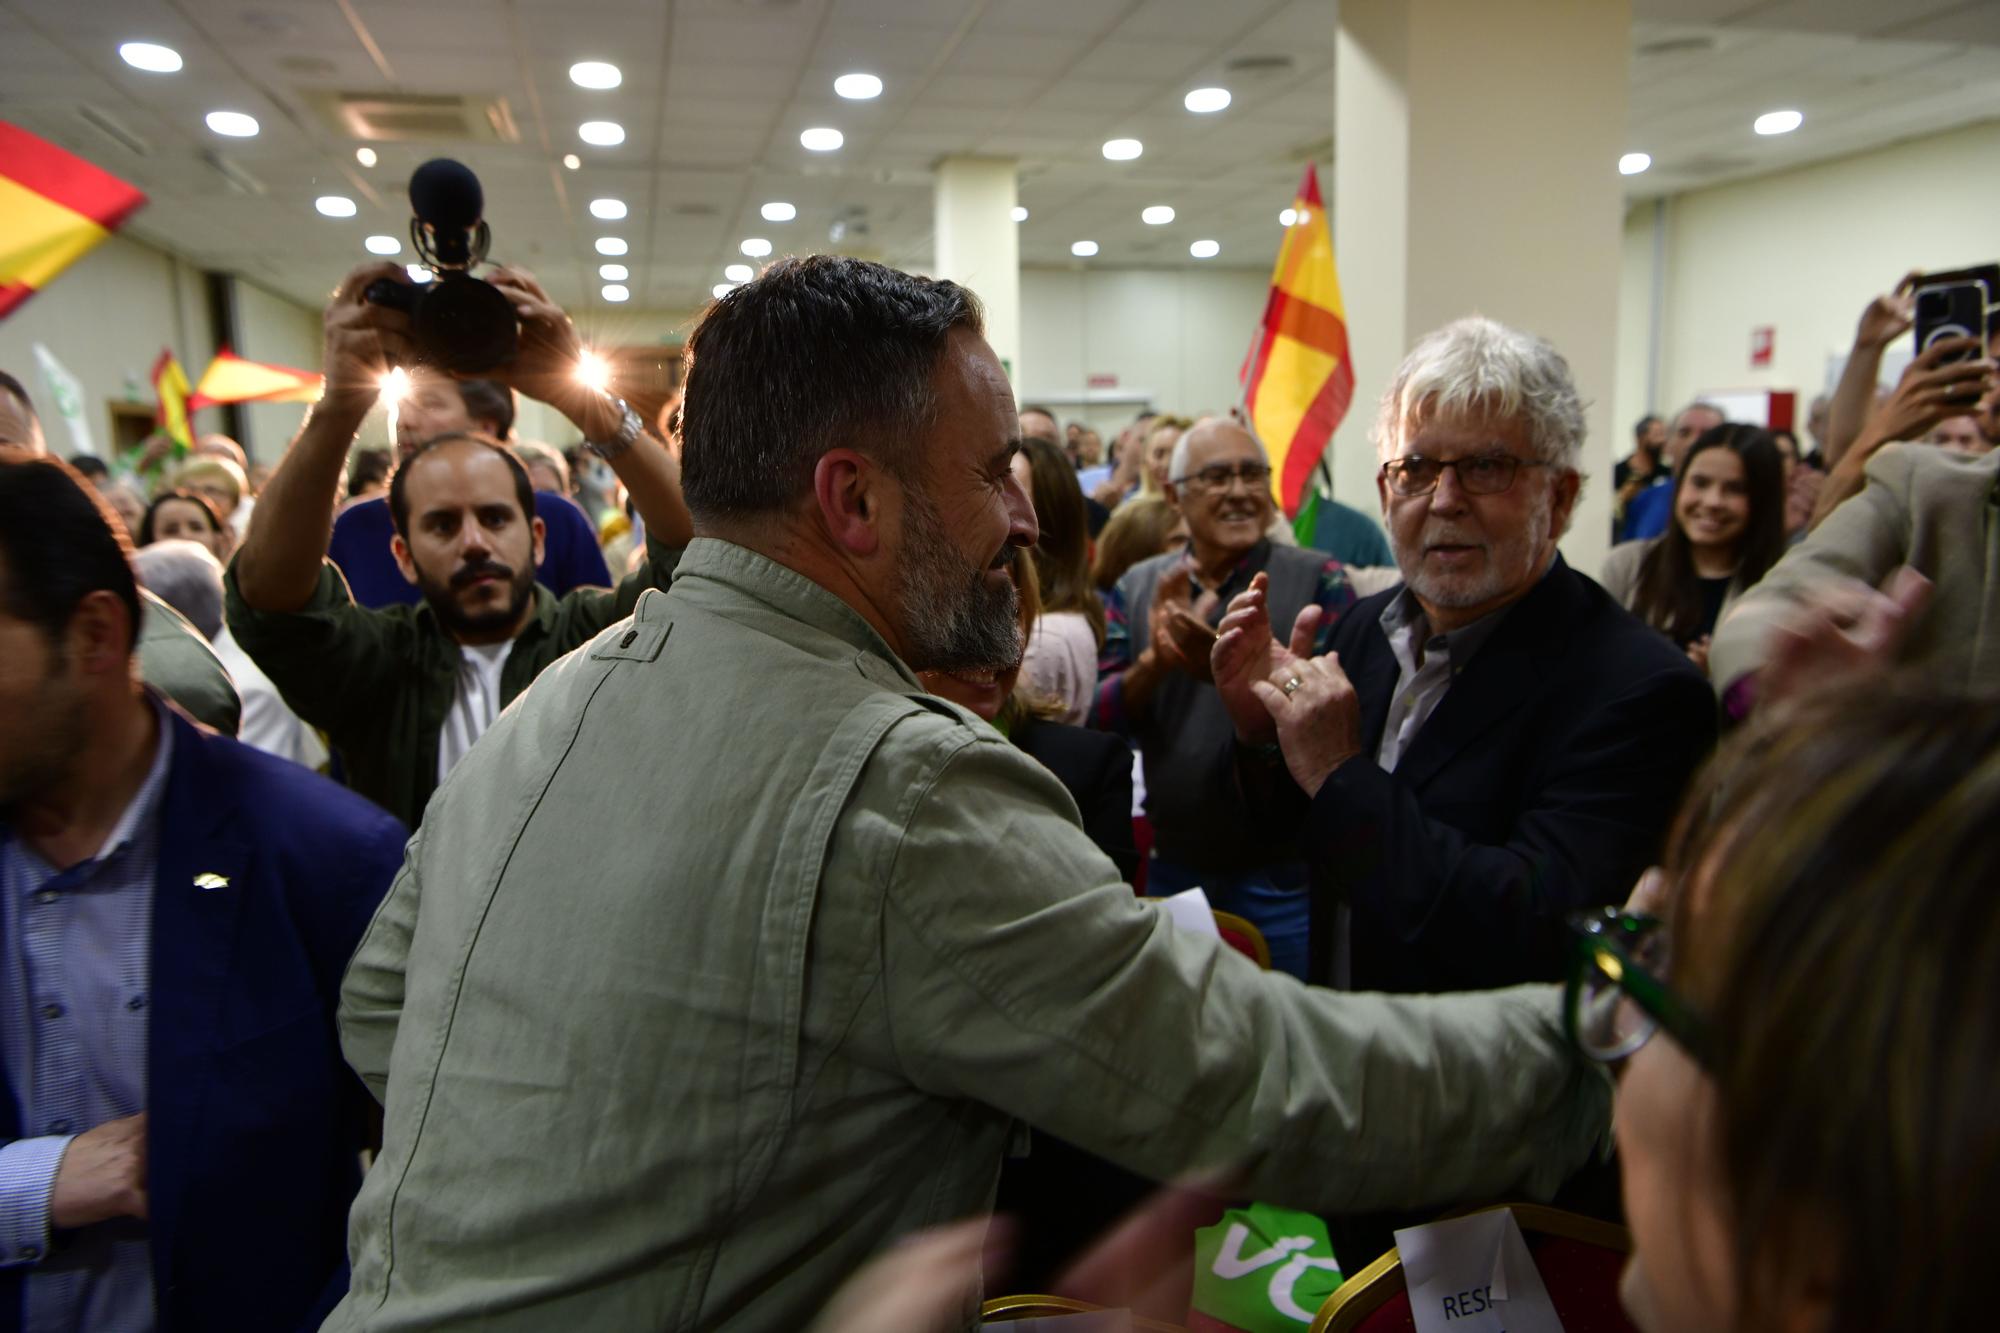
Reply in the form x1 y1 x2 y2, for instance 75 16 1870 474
1564 907 1713 1069
1380 454 1547 497
1179 461 1272 493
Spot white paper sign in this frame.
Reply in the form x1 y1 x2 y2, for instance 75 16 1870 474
1158 886 1220 939
1394 1209 1565 1333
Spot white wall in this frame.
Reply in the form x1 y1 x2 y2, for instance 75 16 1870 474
1615 119 2000 448
0 232 221 456
1017 265 1272 435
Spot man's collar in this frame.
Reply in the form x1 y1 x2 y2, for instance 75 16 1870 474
5 693 175 879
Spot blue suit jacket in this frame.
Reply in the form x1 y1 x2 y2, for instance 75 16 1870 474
0 706 407 1332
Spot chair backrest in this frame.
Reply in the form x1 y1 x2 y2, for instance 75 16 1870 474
1309 1204 1636 1333
1210 911 1271 969
982 1293 1188 1331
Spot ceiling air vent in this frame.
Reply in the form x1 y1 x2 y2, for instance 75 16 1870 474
78 104 151 155
1636 35 1717 58
306 90 521 144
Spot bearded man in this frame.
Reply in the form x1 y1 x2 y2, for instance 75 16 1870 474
1211 315 1715 995
225 263 693 828
321 262 1613 1330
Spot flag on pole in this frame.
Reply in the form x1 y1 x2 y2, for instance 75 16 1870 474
189 348 323 410
32 342 96 457
1239 164 1354 520
151 351 194 458
0 122 148 319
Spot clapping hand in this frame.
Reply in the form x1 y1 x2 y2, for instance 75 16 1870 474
1211 573 1363 796
1760 566 1932 708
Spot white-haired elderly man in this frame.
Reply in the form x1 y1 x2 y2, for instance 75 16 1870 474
1214 316 1716 997
1093 416 1356 977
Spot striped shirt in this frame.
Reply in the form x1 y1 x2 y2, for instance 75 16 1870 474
0 697 172 1332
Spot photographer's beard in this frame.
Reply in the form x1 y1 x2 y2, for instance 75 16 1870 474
896 486 1023 675
417 554 537 641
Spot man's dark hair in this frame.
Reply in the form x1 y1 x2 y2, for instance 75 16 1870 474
1634 413 1662 440
0 456 142 654
70 455 110 482
678 254 984 522
1019 403 1058 424
454 378 515 438
0 370 35 420
388 432 536 538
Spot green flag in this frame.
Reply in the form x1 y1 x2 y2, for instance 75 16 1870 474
1190 1202 1343 1332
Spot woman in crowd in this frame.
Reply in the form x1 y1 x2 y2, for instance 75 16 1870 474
1595 681 2000 1332
1136 414 1191 499
1091 493 1186 592
168 455 249 528
345 446 393 507
919 547 1136 880
1601 423 1785 672
1013 435 1106 724
138 487 233 561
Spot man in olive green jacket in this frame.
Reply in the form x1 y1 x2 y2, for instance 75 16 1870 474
326 257 1610 1332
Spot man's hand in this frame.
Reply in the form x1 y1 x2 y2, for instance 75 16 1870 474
1685 634 1712 675
1760 566 1932 708
1249 649 1364 798
321 263 417 419
1210 572 1320 746
50 1114 147 1229
483 267 614 433
1867 336 1994 447
1854 273 1921 352
1146 564 1199 676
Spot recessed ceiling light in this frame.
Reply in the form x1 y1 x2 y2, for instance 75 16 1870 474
589 198 627 220
1102 138 1142 161
406 264 433 283
712 282 740 299
1619 152 1652 176
120 42 183 74
1189 239 1220 259
355 146 377 167
760 201 797 222
570 61 622 90
205 110 259 138
315 195 357 218
579 120 625 146
1754 109 1803 136
1184 87 1230 114
364 234 401 255
1279 208 1297 227
741 237 773 257
599 263 629 281
562 153 581 170
1011 206 1028 222
834 73 883 100
724 263 754 282
1071 240 1098 257
800 127 844 152
595 237 628 255
602 284 630 303
1142 205 1175 225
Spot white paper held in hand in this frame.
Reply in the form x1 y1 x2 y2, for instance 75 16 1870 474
1393 1208 1565 1333
1159 886 1221 940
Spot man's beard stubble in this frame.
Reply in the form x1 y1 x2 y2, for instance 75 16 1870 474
1395 490 1554 612
898 489 1023 675
418 557 537 639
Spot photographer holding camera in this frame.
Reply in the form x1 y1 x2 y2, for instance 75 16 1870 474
224 260 692 829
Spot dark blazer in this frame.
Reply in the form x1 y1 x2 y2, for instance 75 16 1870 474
1013 715 1138 882
1284 557 1716 993
0 705 407 1333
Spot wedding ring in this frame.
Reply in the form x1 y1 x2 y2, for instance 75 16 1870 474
1281 675 1304 697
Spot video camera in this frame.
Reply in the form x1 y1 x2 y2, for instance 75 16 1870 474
364 158 518 376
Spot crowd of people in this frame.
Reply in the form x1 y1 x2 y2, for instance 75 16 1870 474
0 251 1996 1333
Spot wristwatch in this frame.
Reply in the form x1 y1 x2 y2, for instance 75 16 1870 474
582 393 645 462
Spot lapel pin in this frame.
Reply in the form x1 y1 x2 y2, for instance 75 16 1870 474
192 873 231 891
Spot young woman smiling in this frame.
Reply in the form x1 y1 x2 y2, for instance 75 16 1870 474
1602 423 1786 673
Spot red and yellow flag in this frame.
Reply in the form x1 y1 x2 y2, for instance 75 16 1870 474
0 122 148 319
189 348 323 410
152 351 193 456
1239 164 1354 519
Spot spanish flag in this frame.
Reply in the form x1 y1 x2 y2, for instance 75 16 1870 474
190 348 323 410
152 351 193 456
1239 164 1354 519
0 122 148 319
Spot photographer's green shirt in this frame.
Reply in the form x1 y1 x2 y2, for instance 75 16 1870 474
221 541 679 829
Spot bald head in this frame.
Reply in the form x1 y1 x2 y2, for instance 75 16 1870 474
0 374 45 459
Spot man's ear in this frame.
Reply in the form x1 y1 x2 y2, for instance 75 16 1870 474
65 589 136 677
529 514 547 569
814 447 886 557
1376 469 1391 515
1550 468 1583 538
391 532 420 585
1164 481 1184 513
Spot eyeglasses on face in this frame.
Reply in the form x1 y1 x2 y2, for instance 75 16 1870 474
1178 461 1272 493
1564 907 1713 1070
1380 453 1547 497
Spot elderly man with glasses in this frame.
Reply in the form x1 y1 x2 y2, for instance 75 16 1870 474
1213 316 1716 997
1093 416 1357 978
